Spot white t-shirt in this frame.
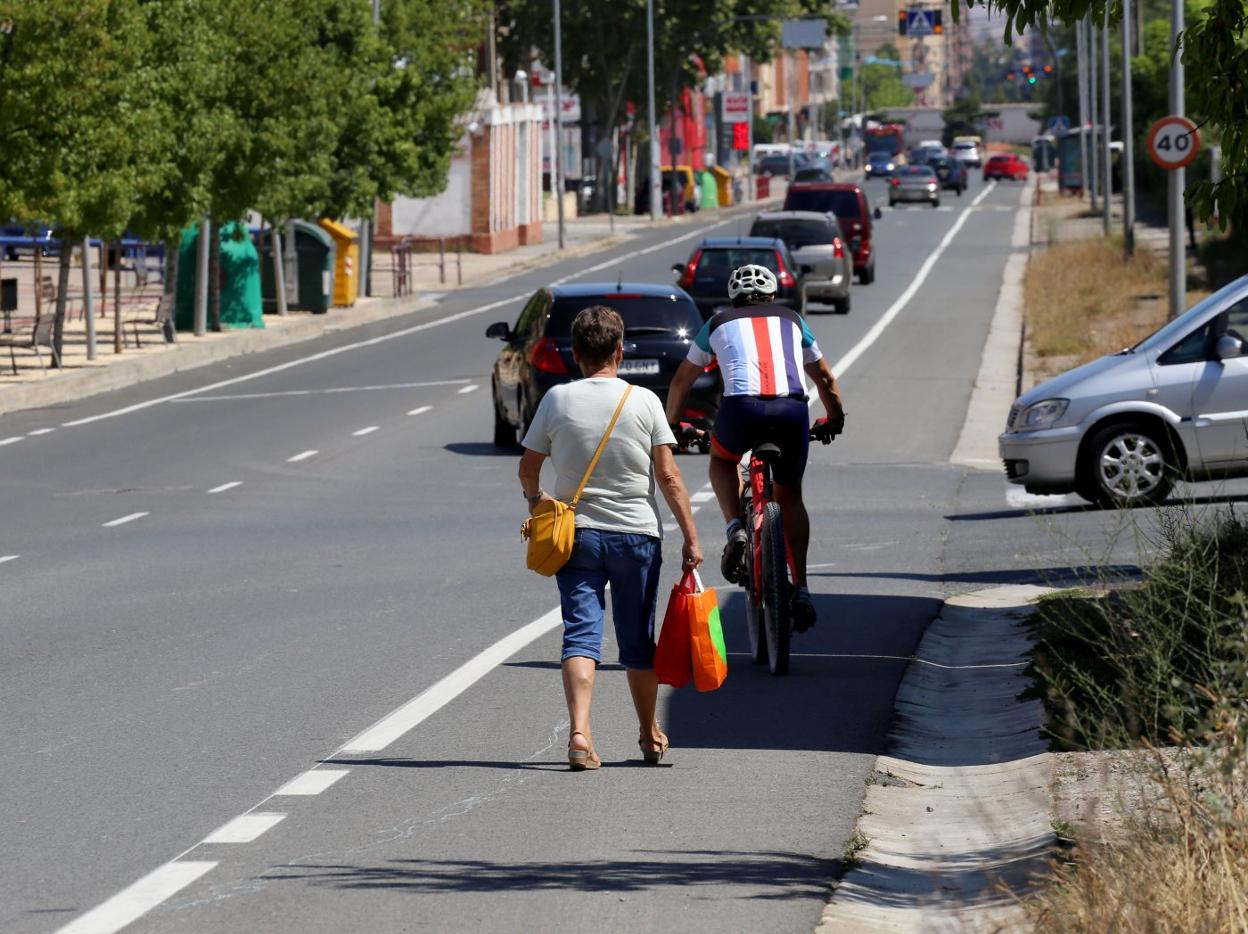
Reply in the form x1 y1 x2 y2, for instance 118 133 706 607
522 378 677 538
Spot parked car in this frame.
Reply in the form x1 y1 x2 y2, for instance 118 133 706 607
952 139 983 167
888 165 941 207
783 182 879 284
984 152 1030 182
749 211 853 314
756 152 810 178
486 283 721 447
864 150 898 178
1000 275 1248 508
672 237 804 319
926 154 967 194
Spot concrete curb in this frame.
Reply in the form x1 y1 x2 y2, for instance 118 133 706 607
948 181 1035 469
0 199 782 420
816 584 1056 933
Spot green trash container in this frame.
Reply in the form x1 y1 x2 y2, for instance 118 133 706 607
175 222 264 331
259 220 335 314
698 170 719 210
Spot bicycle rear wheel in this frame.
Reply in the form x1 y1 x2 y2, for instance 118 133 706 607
760 501 791 675
742 541 767 664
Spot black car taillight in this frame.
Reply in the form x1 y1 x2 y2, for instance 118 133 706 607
531 337 568 375
680 250 702 289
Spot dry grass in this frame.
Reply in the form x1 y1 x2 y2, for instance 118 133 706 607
1031 752 1248 933
1024 238 1168 365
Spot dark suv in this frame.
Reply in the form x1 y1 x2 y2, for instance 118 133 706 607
672 237 804 319
486 283 721 447
782 183 878 284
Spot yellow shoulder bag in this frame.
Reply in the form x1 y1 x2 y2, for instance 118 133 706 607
522 385 633 576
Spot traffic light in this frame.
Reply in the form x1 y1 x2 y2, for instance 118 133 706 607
932 10 943 34
898 10 907 35
1006 71 1016 81
1043 63 1054 74
1028 74 1037 85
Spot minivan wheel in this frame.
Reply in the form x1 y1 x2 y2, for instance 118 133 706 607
1079 422 1177 508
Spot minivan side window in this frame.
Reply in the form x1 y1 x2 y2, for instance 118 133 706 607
1159 322 1213 365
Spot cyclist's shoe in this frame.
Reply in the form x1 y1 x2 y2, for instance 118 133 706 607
721 522 749 584
791 586 817 633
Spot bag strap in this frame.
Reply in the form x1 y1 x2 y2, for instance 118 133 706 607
570 384 633 508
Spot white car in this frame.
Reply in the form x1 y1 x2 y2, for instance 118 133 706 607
1000 274 1248 507
953 140 982 167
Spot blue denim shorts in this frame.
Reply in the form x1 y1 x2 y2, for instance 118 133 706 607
555 528 663 669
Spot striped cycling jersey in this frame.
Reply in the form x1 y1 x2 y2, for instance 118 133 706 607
685 304 823 398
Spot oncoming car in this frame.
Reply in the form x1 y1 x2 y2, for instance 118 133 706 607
1000 274 1248 507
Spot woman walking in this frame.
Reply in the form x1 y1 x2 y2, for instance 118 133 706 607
518 306 702 770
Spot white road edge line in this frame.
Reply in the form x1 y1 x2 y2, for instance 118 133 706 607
287 450 318 463
407 405 433 416
170 379 471 403
457 384 480 395
54 861 218 934
339 606 564 753
352 426 380 437
273 769 350 796
200 812 287 844
206 481 243 495
60 218 745 430
101 512 149 528
0 555 19 564
0 436 22 446
28 427 56 435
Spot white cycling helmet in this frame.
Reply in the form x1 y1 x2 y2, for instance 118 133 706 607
727 263 778 301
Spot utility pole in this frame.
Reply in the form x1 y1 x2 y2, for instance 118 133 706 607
1122 0 1136 257
1088 18 1099 212
646 0 659 222
358 0 381 299
745 54 754 202
787 50 798 180
81 239 96 361
1075 20 1088 203
553 0 566 249
1101 8 1112 236
194 217 210 338
1167 0 1185 318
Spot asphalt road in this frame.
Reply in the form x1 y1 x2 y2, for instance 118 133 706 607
2 174 1130 933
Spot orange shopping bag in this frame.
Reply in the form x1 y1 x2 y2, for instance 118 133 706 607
654 574 694 688
686 570 727 691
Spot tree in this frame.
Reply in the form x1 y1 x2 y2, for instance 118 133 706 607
861 42 912 110
958 0 1247 228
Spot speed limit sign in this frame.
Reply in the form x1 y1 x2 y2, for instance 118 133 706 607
1147 115 1200 170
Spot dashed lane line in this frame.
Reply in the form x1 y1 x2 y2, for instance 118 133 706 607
0 555 19 565
286 450 318 463
273 769 350 796
457 384 480 395
206 481 243 495
55 861 218 934
101 512 149 528
200 812 287 845
28 427 56 435
0 436 22 446
352 426 380 437
169 379 471 403
408 405 433 416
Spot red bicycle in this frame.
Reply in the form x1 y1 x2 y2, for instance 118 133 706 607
741 423 835 675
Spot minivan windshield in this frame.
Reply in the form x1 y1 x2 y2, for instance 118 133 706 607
749 219 836 248
785 189 861 218
1131 278 1248 354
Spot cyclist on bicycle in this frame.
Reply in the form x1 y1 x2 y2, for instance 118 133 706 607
664 264 845 632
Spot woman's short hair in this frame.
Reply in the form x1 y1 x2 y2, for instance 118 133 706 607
571 305 624 366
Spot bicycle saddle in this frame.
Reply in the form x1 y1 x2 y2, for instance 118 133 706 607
753 443 782 461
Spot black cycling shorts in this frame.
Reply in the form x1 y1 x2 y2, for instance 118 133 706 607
711 395 810 486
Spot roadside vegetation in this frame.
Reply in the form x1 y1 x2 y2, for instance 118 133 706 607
1023 509 1248 931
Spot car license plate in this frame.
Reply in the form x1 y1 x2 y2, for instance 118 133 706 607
620 358 660 376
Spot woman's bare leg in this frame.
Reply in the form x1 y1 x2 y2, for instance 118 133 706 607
562 656 597 750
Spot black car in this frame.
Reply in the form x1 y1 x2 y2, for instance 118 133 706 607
926 154 967 194
672 237 805 319
756 152 810 178
486 283 721 448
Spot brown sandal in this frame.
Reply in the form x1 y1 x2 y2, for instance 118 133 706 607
639 726 669 764
568 731 601 771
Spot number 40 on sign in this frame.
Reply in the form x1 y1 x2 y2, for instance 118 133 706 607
1147 115 1200 170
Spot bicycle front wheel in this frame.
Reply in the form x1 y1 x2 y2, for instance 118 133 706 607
760 501 791 675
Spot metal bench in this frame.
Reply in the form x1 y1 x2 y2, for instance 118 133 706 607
0 315 60 374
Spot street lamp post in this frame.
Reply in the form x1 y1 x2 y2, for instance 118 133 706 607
1167 0 1185 318
1122 0 1136 257
1101 8 1111 235
646 0 659 222
553 0 565 249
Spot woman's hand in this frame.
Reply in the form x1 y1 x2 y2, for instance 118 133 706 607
528 492 555 515
682 537 703 569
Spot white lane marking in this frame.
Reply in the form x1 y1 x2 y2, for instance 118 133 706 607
1005 483 1082 511
101 512 149 528
339 605 564 753
207 481 243 495
28 427 56 435
408 405 433 416
201 812 287 844
662 522 679 533
690 490 717 503
170 379 471 403
457 384 480 395
352 426 380 437
273 769 349 796
0 436 22 446
60 219 748 430
814 181 998 398
287 450 318 463
54 861 218 934
0 555 19 564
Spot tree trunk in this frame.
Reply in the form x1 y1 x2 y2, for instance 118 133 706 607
113 241 123 354
162 237 178 343
208 224 221 332
52 242 72 367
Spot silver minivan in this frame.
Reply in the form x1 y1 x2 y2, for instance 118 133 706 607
1000 274 1248 507
749 210 853 314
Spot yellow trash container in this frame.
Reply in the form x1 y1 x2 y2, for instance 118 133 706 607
317 219 359 307
711 166 734 207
